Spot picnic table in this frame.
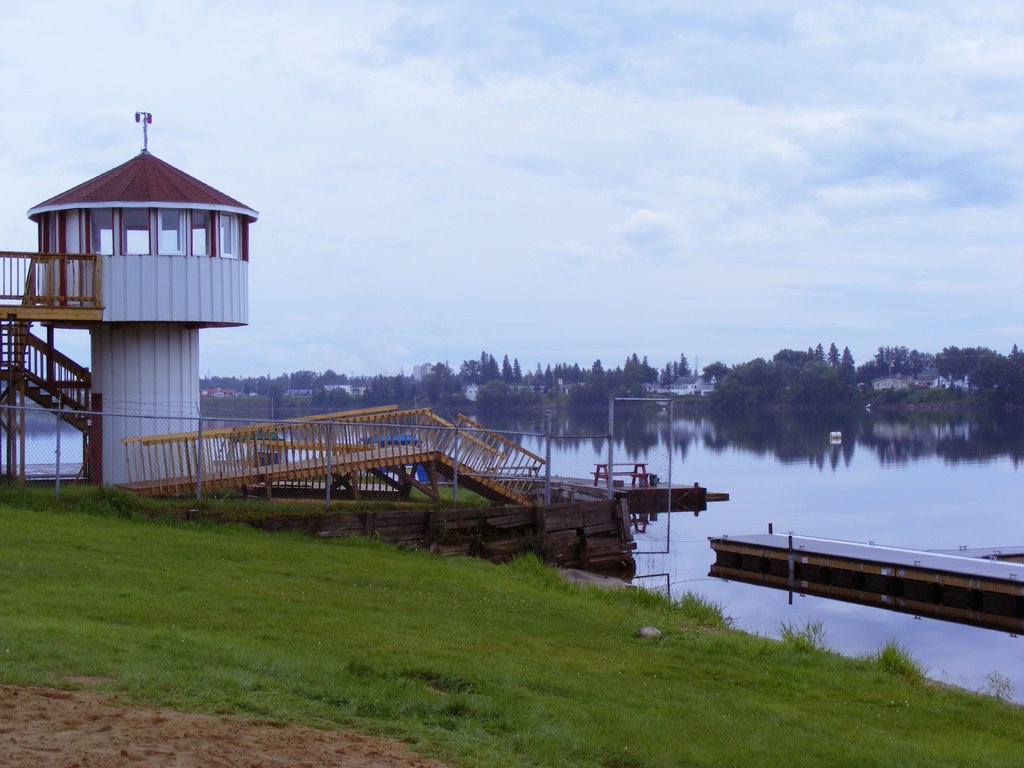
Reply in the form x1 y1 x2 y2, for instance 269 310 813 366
593 462 650 488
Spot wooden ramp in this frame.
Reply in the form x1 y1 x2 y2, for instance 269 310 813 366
121 406 545 505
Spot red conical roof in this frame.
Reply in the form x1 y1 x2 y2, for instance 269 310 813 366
27 151 258 221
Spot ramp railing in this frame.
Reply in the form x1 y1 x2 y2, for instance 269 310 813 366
121 405 545 502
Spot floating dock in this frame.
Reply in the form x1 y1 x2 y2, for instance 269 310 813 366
709 533 1024 633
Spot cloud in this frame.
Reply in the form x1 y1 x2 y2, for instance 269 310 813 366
613 209 681 249
0 1 1022 376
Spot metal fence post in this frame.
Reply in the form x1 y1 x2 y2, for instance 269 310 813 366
666 399 673 551
325 421 333 510
452 427 459 507
544 409 552 505
54 409 61 500
196 415 203 502
607 397 614 500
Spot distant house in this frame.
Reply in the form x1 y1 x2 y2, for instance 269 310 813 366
668 376 699 395
667 375 716 396
553 379 578 396
323 383 366 396
200 387 237 397
463 384 479 401
285 388 313 397
871 375 913 391
913 369 949 389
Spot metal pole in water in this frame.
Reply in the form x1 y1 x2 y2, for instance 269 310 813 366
788 532 795 604
666 399 673 551
787 533 795 587
544 409 552 505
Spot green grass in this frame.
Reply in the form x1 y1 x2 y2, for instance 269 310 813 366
778 618 829 653
871 640 927 684
0 500 1022 767
3 483 491 524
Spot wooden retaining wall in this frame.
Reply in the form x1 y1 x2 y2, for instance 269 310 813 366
245 499 636 573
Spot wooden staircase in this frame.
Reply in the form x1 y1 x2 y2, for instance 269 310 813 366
0 250 101 482
0 320 91 481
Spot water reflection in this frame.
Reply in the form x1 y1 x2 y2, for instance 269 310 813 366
483 408 1024 467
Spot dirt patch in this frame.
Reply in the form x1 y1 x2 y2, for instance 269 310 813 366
0 685 449 767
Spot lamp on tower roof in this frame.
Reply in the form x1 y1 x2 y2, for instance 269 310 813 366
134 111 153 153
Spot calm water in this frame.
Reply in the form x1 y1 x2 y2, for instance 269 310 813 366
487 407 1024 702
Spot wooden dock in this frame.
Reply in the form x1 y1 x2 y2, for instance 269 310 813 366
539 476 727 512
709 533 1024 633
538 476 728 531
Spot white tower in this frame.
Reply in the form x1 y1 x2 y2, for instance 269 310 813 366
26 141 258 484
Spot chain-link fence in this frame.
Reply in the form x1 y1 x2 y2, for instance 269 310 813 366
0 402 682 554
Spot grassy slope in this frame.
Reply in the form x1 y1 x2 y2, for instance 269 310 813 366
0 503 1020 767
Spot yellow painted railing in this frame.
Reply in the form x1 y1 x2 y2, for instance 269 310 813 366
121 406 545 501
456 413 545 496
0 251 102 308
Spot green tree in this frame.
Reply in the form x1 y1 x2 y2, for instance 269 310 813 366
476 381 512 410
677 353 691 377
840 347 856 376
827 343 840 368
701 361 730 382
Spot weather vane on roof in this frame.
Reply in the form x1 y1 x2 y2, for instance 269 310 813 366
135 111 153 152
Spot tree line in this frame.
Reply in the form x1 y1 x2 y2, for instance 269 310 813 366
201 342 1024 411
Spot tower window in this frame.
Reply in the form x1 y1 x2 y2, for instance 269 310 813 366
158 209 185 255
191 211 211 256
219 213 237 259
123 209 151 255
90 209 114 255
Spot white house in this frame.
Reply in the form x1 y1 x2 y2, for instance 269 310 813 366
323 383 366 396
871 375 913 391
913 369 949 389
667 375 717 396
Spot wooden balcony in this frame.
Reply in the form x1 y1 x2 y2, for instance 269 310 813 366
0 251 103 322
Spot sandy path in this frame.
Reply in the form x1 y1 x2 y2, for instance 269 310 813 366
0 685 449 767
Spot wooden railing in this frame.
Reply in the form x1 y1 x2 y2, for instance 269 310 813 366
22 331 91 409
0 251 102 308
456 413 545 495
0 324 91 410
121 406 545 500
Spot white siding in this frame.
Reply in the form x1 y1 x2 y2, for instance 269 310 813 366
101 254 248 325
91 324 200 485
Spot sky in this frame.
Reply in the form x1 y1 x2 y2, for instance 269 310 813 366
1 1 1021 379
